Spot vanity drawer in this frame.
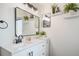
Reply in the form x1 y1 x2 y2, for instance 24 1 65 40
38 40 49 50
14 46 27 54
38 49 48 56
13 48 31 56
13 50 26 56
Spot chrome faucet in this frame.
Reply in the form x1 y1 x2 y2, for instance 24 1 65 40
15 35 23 44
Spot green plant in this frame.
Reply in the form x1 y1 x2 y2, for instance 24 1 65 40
36 31 40 35
64 3 79 13
52 5 57 14
23 16 29 21
36 31 46 36
40 31 46 36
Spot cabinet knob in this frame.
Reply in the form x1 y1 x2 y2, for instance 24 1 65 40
29 51 33 56
42 45 45 47
42 52 45 55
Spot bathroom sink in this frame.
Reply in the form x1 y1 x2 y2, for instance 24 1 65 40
13 37 40 48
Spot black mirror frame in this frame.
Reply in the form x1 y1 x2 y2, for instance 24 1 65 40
15 7 40 37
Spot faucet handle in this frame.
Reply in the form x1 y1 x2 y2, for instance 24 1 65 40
18 35 23 39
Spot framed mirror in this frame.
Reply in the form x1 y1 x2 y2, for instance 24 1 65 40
15 7 40 36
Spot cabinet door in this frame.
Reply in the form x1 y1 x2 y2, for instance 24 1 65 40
45 39 49 56
13 45 41 56
28 45 40 56
39 39 49 56
13 50 26 56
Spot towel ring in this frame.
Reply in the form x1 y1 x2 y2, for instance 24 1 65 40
0 20 8 29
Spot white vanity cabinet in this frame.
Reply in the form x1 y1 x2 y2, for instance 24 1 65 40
13 39 49 56
0 38 49 56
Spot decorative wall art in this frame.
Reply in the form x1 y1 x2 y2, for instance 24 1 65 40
42 13 51 28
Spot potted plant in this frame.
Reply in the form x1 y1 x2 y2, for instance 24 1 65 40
36 31 40 39
64 3 79 14
36 31 46 39
40 31 46 36
52 4 61 16
23 16 29 22
36 31 40 35
52 5 57 14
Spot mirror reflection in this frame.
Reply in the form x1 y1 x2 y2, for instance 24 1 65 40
15 7 39 36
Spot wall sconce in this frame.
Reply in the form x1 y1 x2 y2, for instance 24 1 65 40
23 3 38 11
0 20 8 29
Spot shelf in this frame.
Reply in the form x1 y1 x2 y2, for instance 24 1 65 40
52 12 63 17
64 11 79 19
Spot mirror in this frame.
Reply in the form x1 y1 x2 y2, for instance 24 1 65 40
15 7 40 36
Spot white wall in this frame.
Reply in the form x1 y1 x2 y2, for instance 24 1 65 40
39 3 79 56
50 14 79 56
0 3 39 50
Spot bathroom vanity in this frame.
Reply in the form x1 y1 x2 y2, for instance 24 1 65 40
0 38 49 56
0 7 49 56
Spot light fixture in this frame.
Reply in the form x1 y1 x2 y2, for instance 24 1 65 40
23 3 38 11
